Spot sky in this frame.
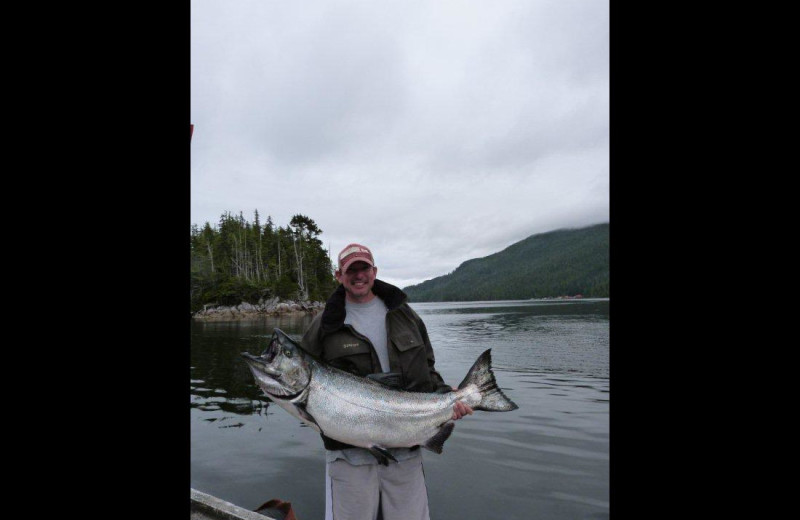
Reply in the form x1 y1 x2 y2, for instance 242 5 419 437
191 0 609 289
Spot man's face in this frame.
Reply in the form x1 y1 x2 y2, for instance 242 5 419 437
336 261 377 303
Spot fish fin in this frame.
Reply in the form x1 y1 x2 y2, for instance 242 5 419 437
457 349 519 411
367 445 398 466
422 421 455 454
294 404 322 433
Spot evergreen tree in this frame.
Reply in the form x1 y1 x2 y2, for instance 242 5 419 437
403 223 609 302
190 211 336 312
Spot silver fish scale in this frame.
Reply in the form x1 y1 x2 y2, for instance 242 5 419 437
305 362 476 449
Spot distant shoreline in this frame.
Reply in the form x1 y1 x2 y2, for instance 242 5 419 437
192 297 324 321
192 295 609 321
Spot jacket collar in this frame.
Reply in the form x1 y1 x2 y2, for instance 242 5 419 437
320 279 407 333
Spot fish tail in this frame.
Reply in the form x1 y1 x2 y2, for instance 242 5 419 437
457 349 518 411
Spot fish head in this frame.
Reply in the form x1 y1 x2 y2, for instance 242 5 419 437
241 328 311 399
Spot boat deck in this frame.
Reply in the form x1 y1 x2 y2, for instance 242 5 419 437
190 488 281 520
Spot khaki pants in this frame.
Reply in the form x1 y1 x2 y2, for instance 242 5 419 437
325 452 430 520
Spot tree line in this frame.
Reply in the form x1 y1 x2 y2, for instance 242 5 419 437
190 211 337 313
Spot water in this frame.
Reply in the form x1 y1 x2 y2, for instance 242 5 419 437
190 299 609 520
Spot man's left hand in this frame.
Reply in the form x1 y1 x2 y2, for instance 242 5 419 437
452 390 474 420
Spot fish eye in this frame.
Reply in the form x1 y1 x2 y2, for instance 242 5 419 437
283 348 292 357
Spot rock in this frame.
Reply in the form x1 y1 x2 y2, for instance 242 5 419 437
192 298 325 321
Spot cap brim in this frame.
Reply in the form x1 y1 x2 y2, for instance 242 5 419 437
340 257 375 272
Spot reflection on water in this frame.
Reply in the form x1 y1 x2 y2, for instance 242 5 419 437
191 299 609 520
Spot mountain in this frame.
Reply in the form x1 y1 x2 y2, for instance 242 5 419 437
402 223 609 302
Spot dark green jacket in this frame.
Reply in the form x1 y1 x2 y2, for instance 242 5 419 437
301 279 451 451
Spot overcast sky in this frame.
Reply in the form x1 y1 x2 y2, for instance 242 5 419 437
191 0 609 289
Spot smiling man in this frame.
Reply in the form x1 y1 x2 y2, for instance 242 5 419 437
301 243 472 520
336 244 378 303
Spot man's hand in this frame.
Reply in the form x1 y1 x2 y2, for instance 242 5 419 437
453 401 473 420
452 387 474 420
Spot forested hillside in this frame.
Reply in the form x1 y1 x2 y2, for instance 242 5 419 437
402 223 609 301
190 211 337 313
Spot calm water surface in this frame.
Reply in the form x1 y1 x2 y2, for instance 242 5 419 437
190 299 609 520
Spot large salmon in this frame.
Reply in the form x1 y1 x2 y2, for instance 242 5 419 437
241 328 518 465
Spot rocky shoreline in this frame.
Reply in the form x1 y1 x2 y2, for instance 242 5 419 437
192 296 325 321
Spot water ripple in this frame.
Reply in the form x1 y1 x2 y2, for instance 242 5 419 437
550 491 609 509
454 431 607 461
488 457 593 476
192 300 609 520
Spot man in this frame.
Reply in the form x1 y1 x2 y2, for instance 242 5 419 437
301 243 473 520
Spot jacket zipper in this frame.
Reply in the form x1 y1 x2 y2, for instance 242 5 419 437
342 323 382 373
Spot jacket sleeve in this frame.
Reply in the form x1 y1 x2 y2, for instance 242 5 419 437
407 306 452 394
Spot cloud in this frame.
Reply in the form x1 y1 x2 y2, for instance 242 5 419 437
191 0 609 288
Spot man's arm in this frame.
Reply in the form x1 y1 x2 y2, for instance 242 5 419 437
406 305 474 420
411 308 453 394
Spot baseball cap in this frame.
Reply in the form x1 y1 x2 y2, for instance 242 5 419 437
338 243 375 272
